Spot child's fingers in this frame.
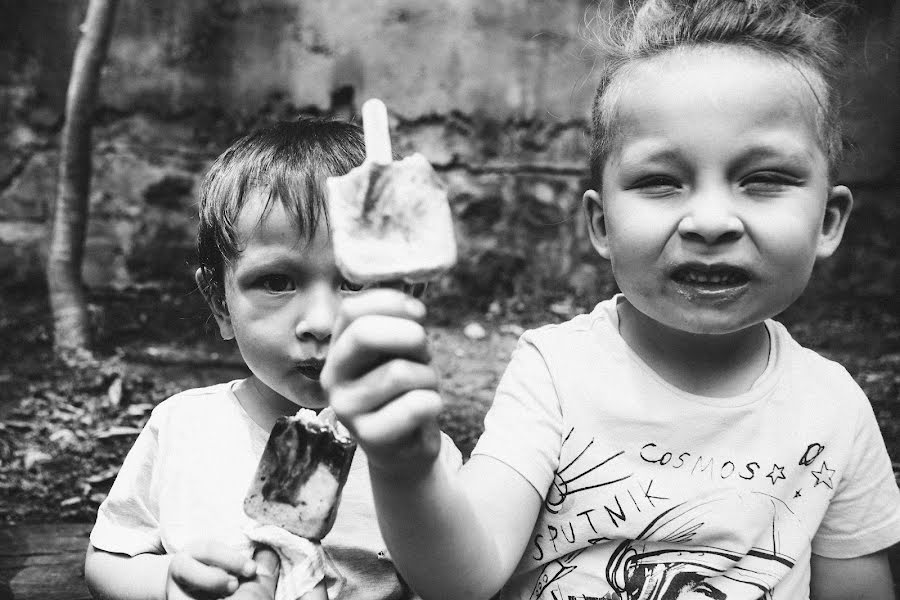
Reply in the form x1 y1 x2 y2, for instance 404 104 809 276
332 288 426 340
323 314 430 386
169 542 257 596
251 545 280 580
351 388 443 449
330 359 439 434
169 553 239 597
185 541 257 578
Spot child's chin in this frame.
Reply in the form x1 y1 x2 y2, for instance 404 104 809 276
291 397 328 412
287 381 327 409
672 315 761 337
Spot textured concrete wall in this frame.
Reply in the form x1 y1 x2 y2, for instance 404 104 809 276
2 0 898 305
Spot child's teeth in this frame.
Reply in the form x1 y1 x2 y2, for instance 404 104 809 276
682 270 737 284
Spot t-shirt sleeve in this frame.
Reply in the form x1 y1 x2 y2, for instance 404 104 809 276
470 332 563 499
811 384 900 558
89 408 165 556
438 431 464 471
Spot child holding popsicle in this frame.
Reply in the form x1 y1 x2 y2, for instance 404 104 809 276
83 117 462 600
322 1 900 599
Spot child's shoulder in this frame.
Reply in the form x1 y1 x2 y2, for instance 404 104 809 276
520 296 619 346
770 320 852 376
147 380 243 425
154 380 238 407
769 319 869 405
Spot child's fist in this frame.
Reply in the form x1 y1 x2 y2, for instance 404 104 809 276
322 288 443 477
166 540 258 599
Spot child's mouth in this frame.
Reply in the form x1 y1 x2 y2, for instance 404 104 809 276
296 359 325 380
671 264 750 289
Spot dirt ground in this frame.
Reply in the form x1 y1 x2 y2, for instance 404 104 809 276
1 284 898 526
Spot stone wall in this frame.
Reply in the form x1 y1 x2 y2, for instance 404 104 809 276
2 0 898 306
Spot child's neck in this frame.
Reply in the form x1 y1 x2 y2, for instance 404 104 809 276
235 376 318 432
617 301 770 398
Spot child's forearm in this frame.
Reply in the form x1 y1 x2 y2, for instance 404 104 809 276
810 551 896 600
84 545 169 600
369 456 536 600
371 464 502 599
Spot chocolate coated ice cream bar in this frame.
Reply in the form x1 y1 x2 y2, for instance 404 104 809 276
244 408 356 540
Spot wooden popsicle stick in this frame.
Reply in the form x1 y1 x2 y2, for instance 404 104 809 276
362 98 392 165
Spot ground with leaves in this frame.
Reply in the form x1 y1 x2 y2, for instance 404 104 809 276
1 285 898 527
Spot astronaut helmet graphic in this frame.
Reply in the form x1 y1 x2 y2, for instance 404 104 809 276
605 491 807 600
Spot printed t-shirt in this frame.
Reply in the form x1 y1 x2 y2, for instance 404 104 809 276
91 380 463 600
472 296 900 600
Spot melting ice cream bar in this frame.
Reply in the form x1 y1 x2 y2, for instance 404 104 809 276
326 98 457 284
244 407 356 540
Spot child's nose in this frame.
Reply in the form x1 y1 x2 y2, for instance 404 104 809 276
677 190 745 245
295 283 337 343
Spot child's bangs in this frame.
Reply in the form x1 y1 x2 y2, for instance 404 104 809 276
215 158 327 260
266 167 328 248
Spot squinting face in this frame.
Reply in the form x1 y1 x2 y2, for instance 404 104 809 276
214 188 360 409
587 46 851 336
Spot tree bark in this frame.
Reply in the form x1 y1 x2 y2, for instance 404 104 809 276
46 0 119 359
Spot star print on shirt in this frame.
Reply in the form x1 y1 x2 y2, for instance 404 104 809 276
794 489 802 498
811 462 835 489
766 464 786 485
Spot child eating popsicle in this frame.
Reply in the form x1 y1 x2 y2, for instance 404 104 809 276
83 117 462 600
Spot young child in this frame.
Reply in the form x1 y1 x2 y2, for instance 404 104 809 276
321 1 900 599
84 118 462 600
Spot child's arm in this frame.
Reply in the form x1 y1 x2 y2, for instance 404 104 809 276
84 540 258 600
322 289 543 600
810 551 896 600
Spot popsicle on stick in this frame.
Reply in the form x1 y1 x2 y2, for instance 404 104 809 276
326 98 457 284
244 407 356 541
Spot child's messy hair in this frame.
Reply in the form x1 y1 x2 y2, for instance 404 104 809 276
588 0 849 185
196 117 365 302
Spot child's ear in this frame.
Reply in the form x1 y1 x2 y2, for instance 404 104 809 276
583 189 611 260
816 185 853 259
195 268 235 341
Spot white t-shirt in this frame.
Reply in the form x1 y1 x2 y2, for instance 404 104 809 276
472 296 900 600
91 380 463 600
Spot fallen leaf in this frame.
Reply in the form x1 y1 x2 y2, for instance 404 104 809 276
23 448 53 470
49 428 79 450
126 403 154 416
86 468 119 484
96 426 142 439
107 376 124 406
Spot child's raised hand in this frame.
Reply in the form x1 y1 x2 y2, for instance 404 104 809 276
165 540 259 599
322 288 443 478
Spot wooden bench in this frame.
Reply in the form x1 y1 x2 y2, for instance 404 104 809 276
0 523 92 600
1 523 898 599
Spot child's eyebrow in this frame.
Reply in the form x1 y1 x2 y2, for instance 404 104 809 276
735 145 818 168
616 143 686 169
233 252 317 274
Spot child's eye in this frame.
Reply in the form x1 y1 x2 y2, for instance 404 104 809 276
259 275 295 293
741 172 801 194
339 279 366 293
631 176 681 196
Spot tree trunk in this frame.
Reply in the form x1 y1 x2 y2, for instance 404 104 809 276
46 0 119 360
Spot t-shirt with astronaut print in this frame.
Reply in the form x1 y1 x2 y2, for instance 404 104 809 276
471 295 900 600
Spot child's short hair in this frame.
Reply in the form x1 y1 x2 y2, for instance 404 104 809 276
197 117 365 300
588 0 847 185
